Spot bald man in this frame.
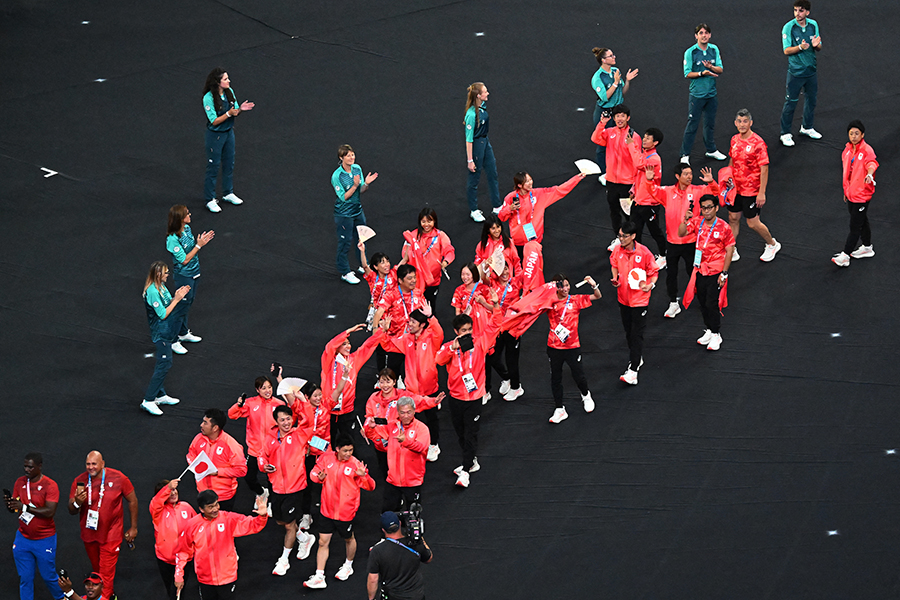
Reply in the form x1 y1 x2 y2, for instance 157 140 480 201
68 452 138 600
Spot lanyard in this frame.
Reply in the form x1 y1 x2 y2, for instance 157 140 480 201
500 282 512 306
516 192 537 225
313 406 322 432
559 295 572 322
26 478 36 503
456 348 474 372
419 233 439 255
699 218 718 249
88 469 106 509
387 537 420 557
465 282 480 310
372 273 389 304
332 355 351 390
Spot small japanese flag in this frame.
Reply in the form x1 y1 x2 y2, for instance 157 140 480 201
186 451 218 481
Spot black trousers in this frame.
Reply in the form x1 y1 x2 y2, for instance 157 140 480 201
486 332 520 389
666 242 695 301
483 349 509 391
158 558 193 600
618 303 647 370
301 453 317 514
695 273 722 333
606 182 631 235
424 284 440 306
376 347 406 380
419 405 440 445
547 347 589 408
243 454 265 496
218 495 236 512
199 581 236 600
630 204 667 256
449 397 481 471
381 483 421 513
844 201 871 255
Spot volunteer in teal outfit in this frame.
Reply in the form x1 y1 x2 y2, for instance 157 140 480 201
590 47 638 182
464 82 500 223
332 144 378 285
202 67 255 213
165 205 215 355
779 0 823 146
679 24 726 162
141 261 190 416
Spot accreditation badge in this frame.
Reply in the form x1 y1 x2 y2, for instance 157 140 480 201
86 509 100 530
461 373 478 393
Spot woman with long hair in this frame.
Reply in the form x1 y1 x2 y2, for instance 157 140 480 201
400 207 455 306
474 214 520 277
202 68 255 213
166 205 214 354
497 171 586 251
141 261 190 415
464 82 501 222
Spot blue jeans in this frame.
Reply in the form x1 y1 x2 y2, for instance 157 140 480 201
335 211 366 275
13 531 64 600
144 339 173 402
204 129 235 200
592 104 616 172
680 95 718 156
780 71 817 134
172 273 198 337
466 137 500 212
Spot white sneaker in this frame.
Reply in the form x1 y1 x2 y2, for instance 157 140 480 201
760 239 781 262
171 341 188 355
549 407 568 424
503 386 524 401
357 266 366 275
707 333 722 351
272 557 290 576
664 301 681 318
470 210 485 223
831 252 850 267
304 574 327 589
620 369 638 385
607 237 620 252
257 487 270 502
155 394 180 405
299 514 312 531
599 173 607 186
498 379 511 395
396 376 405 390
680 155 690 165
455 470 470 488
222 192 244 205
178 330 202 343
731 247 740 262
582 392 595 413
780 133 795 147
427 444 440 462
850 245 875 259
697 329 713 345
341 272 361 285
335 563 354 581
799 127 822 140
705 150 728 161
492 206 501 215
655 255 667 270
206 199 221 213
296 532 315 560
453 457 480 475
141 400 163 416
482 392 491 405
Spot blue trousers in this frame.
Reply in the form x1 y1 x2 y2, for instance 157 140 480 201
144 339 173 402
592 104 616 172
13 531 64 600
466 137 500 212
780 71 817 134
335 211 366 275
172 273 198 337
680 95 718 156
204 129 235 201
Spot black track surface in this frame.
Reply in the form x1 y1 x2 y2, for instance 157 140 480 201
2 0 899 598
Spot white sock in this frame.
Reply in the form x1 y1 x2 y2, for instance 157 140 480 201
280 546 291 560
316 569 324 576
297 531 310 544
343 559 353 567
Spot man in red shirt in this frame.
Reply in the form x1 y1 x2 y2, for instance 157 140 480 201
591 104 641 251
546 274 603 424
728 109 781 262
186 409 248 512
647 163 719 318
610 221 659 385
678 194 735 350
175 490 267 599
7 452 64 600
373 264 425 381
304 435 376 589
260 405 316 576
67 451 138 600
380 396 431 512
149 479 196 600
227 376 285 502
435 294 502 488
626 127 667 266
832 120 879 267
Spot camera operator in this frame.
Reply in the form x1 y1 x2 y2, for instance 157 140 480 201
367 511 432 600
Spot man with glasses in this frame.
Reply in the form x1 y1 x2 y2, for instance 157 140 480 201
678 195 734 351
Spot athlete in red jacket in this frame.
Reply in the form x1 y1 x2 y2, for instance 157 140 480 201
304 436 376 590
227 376 286 500
185 408 247 511
260 405 316 576
174 491 267 597
373 264 426 382
149 479 196 599
832 120 879 267
626 128 667 263
379 396 432 512
497 171 585 247
592 104 641 250
400 207 455 304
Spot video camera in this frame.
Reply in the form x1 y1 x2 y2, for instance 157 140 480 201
398 502 424 543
